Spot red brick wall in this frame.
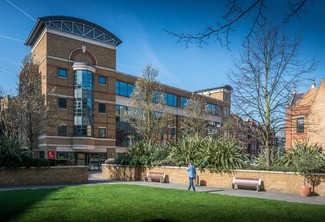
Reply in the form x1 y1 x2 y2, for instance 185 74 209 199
0 166 88 187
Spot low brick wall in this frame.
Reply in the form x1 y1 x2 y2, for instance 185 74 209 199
0 166 89 187
102 164 325 196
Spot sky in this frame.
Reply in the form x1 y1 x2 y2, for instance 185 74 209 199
0 0 325 95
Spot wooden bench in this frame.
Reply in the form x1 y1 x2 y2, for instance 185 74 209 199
143 172 166 183
232 177 262 192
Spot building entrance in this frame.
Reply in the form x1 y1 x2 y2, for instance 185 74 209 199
77 152 107 171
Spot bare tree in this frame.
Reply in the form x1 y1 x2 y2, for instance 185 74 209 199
127 65 171 144
0 97 18 137
166 0 313 48
181 93 209 138
228 26 316 166
9 55 57 153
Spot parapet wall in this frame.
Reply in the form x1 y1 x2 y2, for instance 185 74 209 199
102 164 325 196
0 166 88 187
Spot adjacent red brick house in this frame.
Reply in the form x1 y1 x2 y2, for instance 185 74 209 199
285 79 325 149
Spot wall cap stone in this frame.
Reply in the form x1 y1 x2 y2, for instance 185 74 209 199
102 164 325 176
0 166 89 171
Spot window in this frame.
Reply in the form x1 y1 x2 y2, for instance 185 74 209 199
73 68 94 137
207 103 217 115
58 68 67 77
58 125 68 136
223 92 230 101
127 84 134 97
120 82 128 97
98 127 106 138
224 107 229 117
116 81 135 97
98 103 106 113
98 76 107 84
297 117 304 133
39 151 45 158
58 97 67 109
165 93 177 107
180 97 189 108
216 105 222 116
116 105 128 122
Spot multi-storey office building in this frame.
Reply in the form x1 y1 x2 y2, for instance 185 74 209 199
25 16 231 170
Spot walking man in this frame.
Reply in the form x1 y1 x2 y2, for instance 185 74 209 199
187 162 196 191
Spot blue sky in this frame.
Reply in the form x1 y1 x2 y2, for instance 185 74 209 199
0 0 324 94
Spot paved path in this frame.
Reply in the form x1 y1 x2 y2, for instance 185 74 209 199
1 171 325 206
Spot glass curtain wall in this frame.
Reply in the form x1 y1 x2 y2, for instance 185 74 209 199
73 63 95 137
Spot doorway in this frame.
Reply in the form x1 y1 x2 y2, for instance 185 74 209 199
77 152 107 171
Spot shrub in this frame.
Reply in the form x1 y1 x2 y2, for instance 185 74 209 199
29 158 50 167
278 141 325 187
253 148 284 167
168 136 247 171
115 153 132 165
196 137 247 172
0 135 30 168
48 159 75 166
169 136 203 164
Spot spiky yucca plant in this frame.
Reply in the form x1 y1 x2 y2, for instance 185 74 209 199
197 137 246 172
0 135 30 168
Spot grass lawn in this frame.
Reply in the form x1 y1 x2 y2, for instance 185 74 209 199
0 184 325 222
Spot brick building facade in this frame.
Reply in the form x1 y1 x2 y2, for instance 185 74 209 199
24 16 231 170
286 79 325 149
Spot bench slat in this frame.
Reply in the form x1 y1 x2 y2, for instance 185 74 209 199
144 172 166 183
232 177 261 192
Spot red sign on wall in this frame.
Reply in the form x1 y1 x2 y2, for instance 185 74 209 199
48 151 56 159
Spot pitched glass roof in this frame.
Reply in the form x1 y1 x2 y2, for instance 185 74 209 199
25 16 122 47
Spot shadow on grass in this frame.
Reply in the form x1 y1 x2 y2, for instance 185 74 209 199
144 219 179 222
0 187 60 221
201 189 225 193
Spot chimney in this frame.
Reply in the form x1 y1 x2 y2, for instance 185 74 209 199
311 79 316 89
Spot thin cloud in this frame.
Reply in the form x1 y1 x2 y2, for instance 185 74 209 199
143 46 184 88
0 57 21 66
0 34 24 42
6 0 36 22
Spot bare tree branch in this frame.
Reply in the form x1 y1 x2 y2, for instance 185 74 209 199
283 0 310 23
166 0 314 48
228 26 316 166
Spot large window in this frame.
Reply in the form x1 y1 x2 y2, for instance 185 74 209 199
73 64 94 137
98 103 106 113
58 68 67 77
116 80 134 97
116 105 136 147
297 117 304 133
58 97 67 109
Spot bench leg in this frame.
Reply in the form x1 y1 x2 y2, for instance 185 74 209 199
232 184 235 190
256 185 260 192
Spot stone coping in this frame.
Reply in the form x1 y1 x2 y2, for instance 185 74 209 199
102 164 325 176
0 166 89 171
